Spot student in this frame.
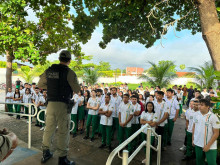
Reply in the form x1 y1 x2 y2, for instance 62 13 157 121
38 89 47 130
177 88 183 117
110 87 122 140
13 88 22 119
139 94 146 108
71 92 79 137
84 90 100 142
22 88 32 121
131 95 141 150
192 99 219 165
165 89 179 146
96 89 103 135
32 87 41 127
118 94 133 152
182 100 200 160
6 88 14 115
98 93 114 152
154 91 169 149
77 90 85 134
140 102 157 164
179 100 194 151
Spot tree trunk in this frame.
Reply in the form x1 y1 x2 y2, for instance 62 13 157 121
197 0 220 71
6 50 13 93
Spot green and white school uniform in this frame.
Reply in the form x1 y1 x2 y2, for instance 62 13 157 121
110 95 122 139
86 97 100 138
6 92 14 113
177 92 183 116
100 102 114 146
96 96 103 133
154 100 169 147
71 94 79 134
32 93 41 125
39 95 47 127
185 110 200 157
22 94 32 114
193 111 220 165
141 111 157 162
13 93 21 118
131 103 141 148
118 102 133 152
165 97 179 144
77 96 85 120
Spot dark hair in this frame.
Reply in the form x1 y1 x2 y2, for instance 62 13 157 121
85 90 90 102
156 86 161 90
14 88 20 98
178 88 181 90
149 95 154 98
104 88 108 91
35 87 39 90
91 90 97 93
32 83 36 85
105 93 111 98
157 91 164 96
123 94 129 98
78 90 84 96
131 95 138 99
167 89 174 93
59 54 71 62
195 90 201 93
145 102 155 113
199 99 211 107
25 88 31 94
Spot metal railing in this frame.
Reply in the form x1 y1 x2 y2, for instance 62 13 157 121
106 124 161 165
0 102 38 149
37 109 75 132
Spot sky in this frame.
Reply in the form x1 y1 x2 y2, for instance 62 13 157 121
0 6 212 71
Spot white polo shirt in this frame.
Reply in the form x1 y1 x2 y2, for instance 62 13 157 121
88 97 100 115
193 111 220 149
110 95 122 118
186 110 200 133
32 93 41 105
176 92 183 104
100 103 114 126
131 103 141 124
141 112 157 136
119 102 133 128
6 92 14 103
165 97 179 119
22 94 32 107
71 94 79 114
154 100 169 127
39 96 47 109
13 93 21 103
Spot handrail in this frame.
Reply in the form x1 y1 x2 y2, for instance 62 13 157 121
0 102 38 148
106 124 161 165
37 109 75 132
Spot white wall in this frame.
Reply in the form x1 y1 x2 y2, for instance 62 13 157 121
0 68 198 85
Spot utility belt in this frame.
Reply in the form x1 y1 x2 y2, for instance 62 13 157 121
47 98 75 113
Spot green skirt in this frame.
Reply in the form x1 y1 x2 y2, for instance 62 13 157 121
78 106 85 120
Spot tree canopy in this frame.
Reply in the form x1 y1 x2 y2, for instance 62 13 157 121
71 0 209 48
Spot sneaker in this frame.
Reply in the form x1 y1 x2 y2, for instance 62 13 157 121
83 136 89 140
90 137 94 142
58 156 75 165
41 149 53 163
99 144 106 149
179 145 186 151
40 127 45 131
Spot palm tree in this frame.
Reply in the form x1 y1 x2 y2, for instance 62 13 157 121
82 68 100 85
188 62 216 89
139 61 177 88
20 66 35 84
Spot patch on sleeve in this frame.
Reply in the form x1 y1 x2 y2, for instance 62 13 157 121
216 121 220 124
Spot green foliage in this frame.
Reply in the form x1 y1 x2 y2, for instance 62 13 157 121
158 61 177 73
95 61 111 71
180 64 186 70
20 66 35 83
139 61 177 88
71 0 208 48
32 61 52 76
98 71 114 77
0 61 17 70
82 68 100 85
0 0 84 66
188 62 216 90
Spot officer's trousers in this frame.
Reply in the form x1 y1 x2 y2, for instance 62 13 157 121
42 102 70 157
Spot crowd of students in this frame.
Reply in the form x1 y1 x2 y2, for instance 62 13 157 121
5 81 220 165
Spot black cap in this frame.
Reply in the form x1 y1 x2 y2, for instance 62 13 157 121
59 50 71 59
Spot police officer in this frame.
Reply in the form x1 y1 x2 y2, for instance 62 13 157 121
38 50 80 165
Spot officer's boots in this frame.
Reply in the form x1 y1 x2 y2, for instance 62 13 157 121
41 149 53 163
58 156 75 165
